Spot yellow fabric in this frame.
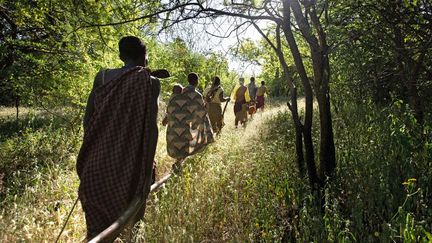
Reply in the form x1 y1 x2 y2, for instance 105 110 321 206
230 84 239 101
231 84 250 102
245 88 251 102
204 86 224 103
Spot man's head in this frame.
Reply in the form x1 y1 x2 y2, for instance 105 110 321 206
250 77 255 83
261 81 265 86
212 76 221 87
119 36 147 66
239 77 245 85
172 84 183 94
188 72 199 87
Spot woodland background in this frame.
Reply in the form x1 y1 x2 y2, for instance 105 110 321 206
0 0 431 242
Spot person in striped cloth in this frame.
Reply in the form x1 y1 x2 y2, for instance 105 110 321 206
78 36 160 240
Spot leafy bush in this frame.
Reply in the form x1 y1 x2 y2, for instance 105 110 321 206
261 99 432 241
0 113 81 200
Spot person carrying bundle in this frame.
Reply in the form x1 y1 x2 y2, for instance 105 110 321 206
203 76 230 133
166 72 214 160
162 84 184 126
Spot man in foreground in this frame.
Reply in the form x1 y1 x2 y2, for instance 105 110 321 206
166 72 214 160
77 36 160 240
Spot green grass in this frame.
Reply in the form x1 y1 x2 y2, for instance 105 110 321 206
138 102 291 242
1 99 431 242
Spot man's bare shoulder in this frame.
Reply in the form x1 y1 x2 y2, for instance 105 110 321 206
93 68 124 87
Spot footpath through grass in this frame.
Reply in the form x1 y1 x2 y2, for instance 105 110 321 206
137 102 293 242
2 98 431 242
0 101 289 242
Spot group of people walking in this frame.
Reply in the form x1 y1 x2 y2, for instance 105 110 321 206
231 77 268 128
164 73 215 160
163 74 267 160
76 36 267 241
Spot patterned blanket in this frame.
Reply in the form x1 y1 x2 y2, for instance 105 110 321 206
76 67 156 238
166 85 214 159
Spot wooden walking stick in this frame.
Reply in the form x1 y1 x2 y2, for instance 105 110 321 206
222 97 230 118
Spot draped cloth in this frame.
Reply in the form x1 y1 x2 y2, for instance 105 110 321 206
256 95 265 109
166 85 214 159
76 67 155 238
256 85 267 109
230 84 250 102
204 85 224 133
248 82 257 101
207 103 223 133
232 85 250 124
203 85 223 104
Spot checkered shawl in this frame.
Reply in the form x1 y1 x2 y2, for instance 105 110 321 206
76 67 153 236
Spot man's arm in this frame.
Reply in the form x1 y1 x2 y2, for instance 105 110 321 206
218 89 230 102
83 71 103 131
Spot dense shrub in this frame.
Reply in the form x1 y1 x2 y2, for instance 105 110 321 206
259 100 432 241
0 113 81 200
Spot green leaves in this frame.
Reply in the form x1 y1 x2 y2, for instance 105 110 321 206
403 0 418 10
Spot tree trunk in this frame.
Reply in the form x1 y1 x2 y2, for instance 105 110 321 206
252 21 306 177
286 79 305 177
282 0 319 187
277 41 305 178
15 97 19 120
316 86 336 179
290 0 337 181
310 46 336 180
408 53 425 124
393 25 424 124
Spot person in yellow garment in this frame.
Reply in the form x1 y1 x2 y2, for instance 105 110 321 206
231 77 250 128
203 76 230 133
256 80 268 112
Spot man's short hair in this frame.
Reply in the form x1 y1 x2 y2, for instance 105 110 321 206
119 36 146 60
188 72 199 86
212 76 221 86
250 77 255 82
239 77 245 84
261 81 265 85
